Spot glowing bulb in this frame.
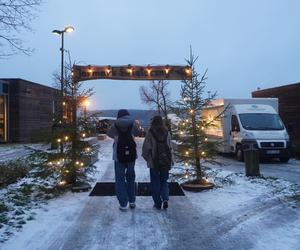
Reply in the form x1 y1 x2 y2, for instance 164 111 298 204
127 65 133 75
59 180 67 186
57 138 61 143
180 131 183 135
80 162 84 166
185 67 192 75
165 65 170 74
62 102 66 106
201 126 205 130
201 151 205 155
185 151 189 155
190 109 194 114
82 133 86 138
146 65 152 76
106 66 111 75
205 138 208 142
64 136 69 141
76 161 80 165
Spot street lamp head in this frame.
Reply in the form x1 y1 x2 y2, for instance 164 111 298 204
83 99 90 107
52 29 62 35
64 26 74 33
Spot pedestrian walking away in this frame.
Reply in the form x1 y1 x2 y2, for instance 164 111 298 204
107 109 139 211
142 115 173 210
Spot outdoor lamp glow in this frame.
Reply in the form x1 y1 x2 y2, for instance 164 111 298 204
83 100 90 107
64 26 74 33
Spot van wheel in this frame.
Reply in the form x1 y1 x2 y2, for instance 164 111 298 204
279 157 289 163
236 145 244 162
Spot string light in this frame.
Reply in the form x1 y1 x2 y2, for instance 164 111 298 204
57 138 61 143
189 109 194 114
127 64 133 75
201 151 205 156
59 180 67 186
180 131 184 135
76 161 80 165
185 151 189 155
164 65 170 74
80 162 84 166
205 138 208 142
82 133 86 138
146 65 151 76
184 169 189 179
64 136 69 141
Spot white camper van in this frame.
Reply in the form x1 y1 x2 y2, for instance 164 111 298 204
202 98 290 162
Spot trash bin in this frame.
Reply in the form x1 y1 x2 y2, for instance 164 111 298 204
242 140 260 177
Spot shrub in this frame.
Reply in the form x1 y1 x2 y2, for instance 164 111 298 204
0 159 30 187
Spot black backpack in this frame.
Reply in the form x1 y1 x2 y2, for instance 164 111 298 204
116 125 137 163
151 130 172 170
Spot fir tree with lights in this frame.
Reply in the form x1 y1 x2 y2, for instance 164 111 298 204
36 61 99 188
174 49 220 189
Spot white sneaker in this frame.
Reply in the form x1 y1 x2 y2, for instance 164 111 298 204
119 205 127 211
129 202 136 209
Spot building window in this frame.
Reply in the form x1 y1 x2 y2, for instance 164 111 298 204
0 95 7 141
2 83 8 94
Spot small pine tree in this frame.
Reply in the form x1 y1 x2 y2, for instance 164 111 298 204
39 61 99 187
174 48 219 184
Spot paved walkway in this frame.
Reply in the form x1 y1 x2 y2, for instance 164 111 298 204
2 139 299 250
44 140 298 250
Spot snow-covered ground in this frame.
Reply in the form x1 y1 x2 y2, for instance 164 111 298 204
0 138 299 250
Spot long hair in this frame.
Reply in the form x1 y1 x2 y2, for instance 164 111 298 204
150 115 168 136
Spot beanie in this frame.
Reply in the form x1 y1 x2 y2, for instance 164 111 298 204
117 109 130 119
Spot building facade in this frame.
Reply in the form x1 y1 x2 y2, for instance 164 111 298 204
0 78 59 142
252 82 300 143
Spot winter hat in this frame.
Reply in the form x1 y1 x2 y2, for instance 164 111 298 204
117 109 130 119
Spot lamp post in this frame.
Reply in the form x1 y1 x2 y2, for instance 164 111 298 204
52 26 74 121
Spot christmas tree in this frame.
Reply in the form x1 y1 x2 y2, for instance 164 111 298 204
174 49 220 188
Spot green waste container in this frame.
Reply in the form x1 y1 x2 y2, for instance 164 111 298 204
242 140 260 177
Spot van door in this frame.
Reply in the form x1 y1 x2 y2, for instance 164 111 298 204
230 114 240 152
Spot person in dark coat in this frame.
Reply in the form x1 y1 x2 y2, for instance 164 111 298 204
142 115 173 210
107 109 139 211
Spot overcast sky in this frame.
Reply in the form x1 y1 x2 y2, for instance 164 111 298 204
1 0 300 110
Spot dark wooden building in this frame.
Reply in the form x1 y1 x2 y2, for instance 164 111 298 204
0 78 59 142
252 82 300 143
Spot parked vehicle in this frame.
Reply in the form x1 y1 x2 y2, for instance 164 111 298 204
202 98 291 162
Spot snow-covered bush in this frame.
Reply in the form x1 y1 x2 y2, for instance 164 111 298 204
0 159 30 187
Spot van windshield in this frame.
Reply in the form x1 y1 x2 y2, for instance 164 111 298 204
238 113 284 130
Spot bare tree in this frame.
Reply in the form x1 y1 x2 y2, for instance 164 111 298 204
139 80 171 120
0 0 42 57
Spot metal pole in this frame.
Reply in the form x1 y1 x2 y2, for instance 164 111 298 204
61 31 64 117
60 31 64 154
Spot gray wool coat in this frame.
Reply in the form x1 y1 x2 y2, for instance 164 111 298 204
142 130 173 169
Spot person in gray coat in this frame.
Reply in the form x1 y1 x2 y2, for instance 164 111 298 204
142 115 173 210
107 109 139 211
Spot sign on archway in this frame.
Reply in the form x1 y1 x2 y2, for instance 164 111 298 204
72 64 192 82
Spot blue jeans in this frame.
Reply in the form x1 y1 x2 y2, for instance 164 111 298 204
114 161 136 207
150 168 169 207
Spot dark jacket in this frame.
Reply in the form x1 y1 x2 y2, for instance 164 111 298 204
142 127 173 169
107 115 139 161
